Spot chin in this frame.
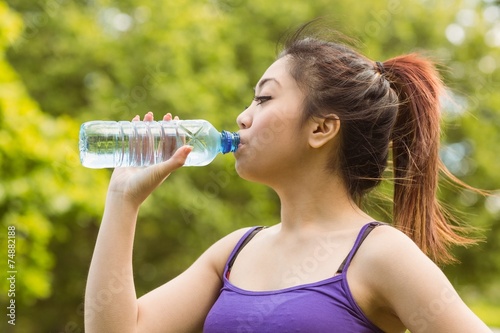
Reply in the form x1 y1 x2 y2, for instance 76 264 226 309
235 160 275 187
234 159 256 181
234 160 251 181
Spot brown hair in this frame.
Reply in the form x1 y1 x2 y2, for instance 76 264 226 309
278 24 479 264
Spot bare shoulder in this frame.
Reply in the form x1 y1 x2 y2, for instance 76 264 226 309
351 224 491 333
352 224 442 293
352 223 430 271
363 223 422 259
204 226 256 276
136 226 256 332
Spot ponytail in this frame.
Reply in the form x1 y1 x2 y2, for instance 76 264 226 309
384 54 476 264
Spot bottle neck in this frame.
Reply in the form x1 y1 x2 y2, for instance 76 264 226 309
220 131 240 154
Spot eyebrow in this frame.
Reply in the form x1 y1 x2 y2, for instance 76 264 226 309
254 78 281 93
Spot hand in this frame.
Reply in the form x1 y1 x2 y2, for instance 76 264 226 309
107 112 193 207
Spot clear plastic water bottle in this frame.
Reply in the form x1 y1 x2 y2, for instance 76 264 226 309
79 120 239 168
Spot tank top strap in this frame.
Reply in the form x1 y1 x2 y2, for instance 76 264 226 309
336 222 387 274
225 226 265 278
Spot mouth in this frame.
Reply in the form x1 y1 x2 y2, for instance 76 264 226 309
235 143 244 157
236 134 245 149
235 138 245 156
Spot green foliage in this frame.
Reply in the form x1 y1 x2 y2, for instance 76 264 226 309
0 0 499 331
470 301 500 327
0 2 110 330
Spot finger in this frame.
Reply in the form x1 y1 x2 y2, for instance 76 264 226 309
149 145 193 182
174 115 180 121
132 115 140 121
165 145 192 170
172 145 192 166
143 111 154 122
163 113 172 121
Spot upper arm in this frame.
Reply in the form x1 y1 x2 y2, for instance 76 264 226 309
360 227 491 333
136 228 251 333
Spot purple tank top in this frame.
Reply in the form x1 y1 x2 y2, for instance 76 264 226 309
203 222 385 333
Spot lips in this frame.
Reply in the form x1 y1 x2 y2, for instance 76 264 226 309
235 142 244 155
235 134 245 155
236 133 245 148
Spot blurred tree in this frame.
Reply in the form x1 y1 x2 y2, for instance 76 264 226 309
1 0 499 331
0 2 111 332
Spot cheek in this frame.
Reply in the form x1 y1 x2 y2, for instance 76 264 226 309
251 126 281 148
234 110 305 180
235 132 302 182
250 111 298 147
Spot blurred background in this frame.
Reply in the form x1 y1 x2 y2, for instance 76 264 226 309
0 0 499 331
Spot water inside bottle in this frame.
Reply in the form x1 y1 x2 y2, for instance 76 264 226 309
80 120 235 168
177 121 220 166
79 122 120 168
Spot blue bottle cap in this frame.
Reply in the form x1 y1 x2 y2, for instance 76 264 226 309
221 131 240 154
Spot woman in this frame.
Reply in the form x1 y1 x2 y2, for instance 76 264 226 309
85 25 492 332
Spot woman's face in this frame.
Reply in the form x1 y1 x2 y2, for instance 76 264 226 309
235 56 309 185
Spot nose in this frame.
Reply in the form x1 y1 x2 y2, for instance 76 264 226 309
237 107 252 129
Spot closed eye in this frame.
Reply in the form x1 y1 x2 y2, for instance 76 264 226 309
254 95 272 105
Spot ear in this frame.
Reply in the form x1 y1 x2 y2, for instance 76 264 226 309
308 114 340 149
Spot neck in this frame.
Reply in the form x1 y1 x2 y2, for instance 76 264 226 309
272 170 372 234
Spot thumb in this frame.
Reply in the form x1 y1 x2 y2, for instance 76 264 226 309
166 145 193 170
149 145 193 182
123 146 193 207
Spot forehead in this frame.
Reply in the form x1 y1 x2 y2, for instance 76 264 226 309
256 56 297 91
262 57 289 76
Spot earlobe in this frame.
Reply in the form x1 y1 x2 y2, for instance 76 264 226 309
309 114 340 148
